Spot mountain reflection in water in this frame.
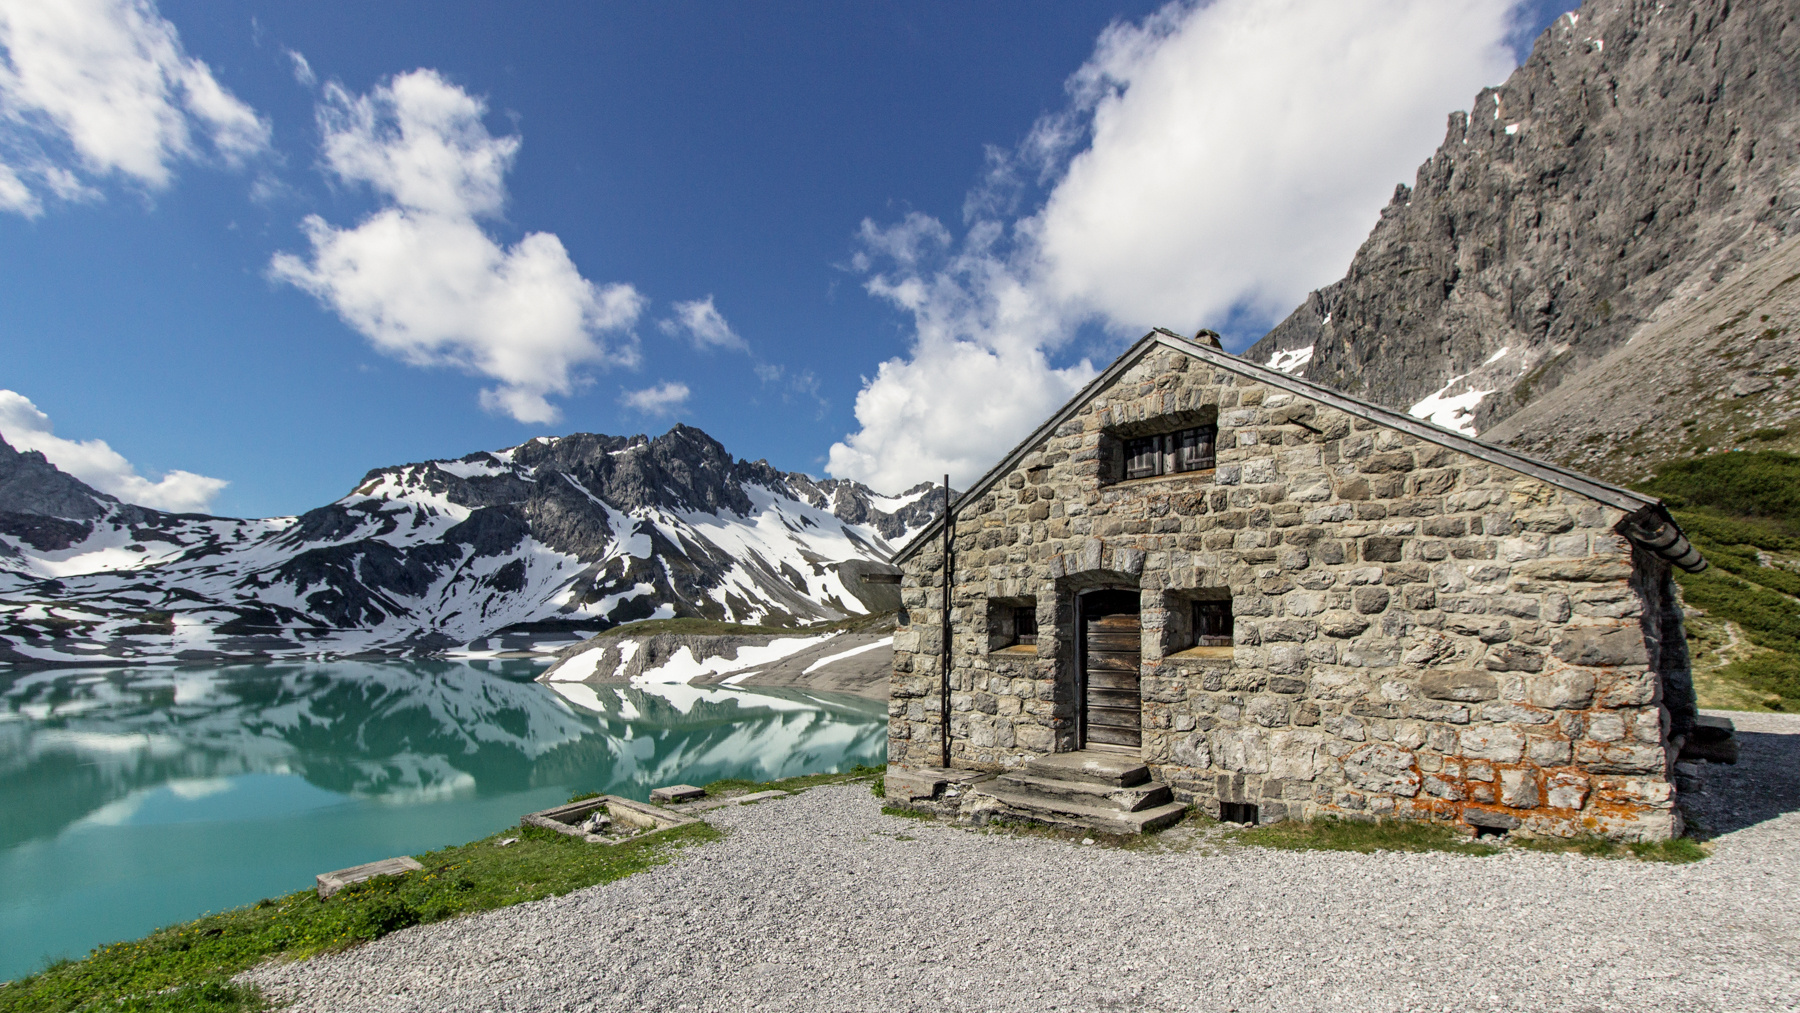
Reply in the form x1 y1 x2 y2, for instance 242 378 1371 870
0 659 886 979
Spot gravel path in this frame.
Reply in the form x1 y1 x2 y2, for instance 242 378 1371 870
248 713 1800 1013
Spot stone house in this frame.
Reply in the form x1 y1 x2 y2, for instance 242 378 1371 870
885 329 1709 840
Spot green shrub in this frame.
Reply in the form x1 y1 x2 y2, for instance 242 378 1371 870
1638 451 1800 534
1717 652 1800 704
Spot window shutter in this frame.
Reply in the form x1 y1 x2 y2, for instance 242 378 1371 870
1176 425 1216 472
1124 436 1161 479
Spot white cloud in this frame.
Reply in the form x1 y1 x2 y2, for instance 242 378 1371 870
826 214 1097 492
284 48 314 87
271 69 645 425
0 0 269 215
0 390 227 512
620 381 690 416
658 295 747 352
829 0 1520 491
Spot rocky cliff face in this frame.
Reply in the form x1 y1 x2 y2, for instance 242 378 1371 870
0 426 943 666
1247 0 1800 438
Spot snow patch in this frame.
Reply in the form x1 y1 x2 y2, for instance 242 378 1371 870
802 636 892 675
435 458 509 479
1265 345 1314 374
1408 377 1492 436
632 635 836 686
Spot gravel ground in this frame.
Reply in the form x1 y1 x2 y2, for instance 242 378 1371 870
247 712 1800 1013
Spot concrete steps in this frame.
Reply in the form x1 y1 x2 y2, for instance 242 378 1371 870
972 750 1186 835
993 772 1172 812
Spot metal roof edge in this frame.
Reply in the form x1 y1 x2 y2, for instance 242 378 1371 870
892 328 1687 568
1144 330 1660 514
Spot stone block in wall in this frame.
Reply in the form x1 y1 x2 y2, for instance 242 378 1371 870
1526 736 1573 765
1551 627 1648 667
1513 558 1633 582
1499 767 1541 808
1459 725 1525 762
1526 671 1596 709
1420 669 1498 702
1575 740 1664 774
1483 644 1545 671
1545 772 1589 809
1596 670 1658 708
1342 743 1421 796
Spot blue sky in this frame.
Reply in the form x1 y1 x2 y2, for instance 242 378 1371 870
0 0 1576 517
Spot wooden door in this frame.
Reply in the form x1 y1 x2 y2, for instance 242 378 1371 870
1082 594 1142 750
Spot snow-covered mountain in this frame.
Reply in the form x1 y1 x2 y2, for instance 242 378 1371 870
0 426 942 666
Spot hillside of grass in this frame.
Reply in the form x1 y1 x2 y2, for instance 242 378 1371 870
1636 450 1800 710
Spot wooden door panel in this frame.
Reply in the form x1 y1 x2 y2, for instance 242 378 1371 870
1085 651 1140 674
1085 670 1140 691
1083 609 1141 750
1087 688 1142 711
1086 723 1141 748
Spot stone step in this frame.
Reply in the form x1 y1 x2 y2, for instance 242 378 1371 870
995 771 1172 813
1022 750 1151 788
976 783 1187 835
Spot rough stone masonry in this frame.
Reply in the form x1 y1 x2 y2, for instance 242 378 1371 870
889 330 1707 840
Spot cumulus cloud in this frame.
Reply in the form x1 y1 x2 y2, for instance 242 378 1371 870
0 0 269 215
658 295 747 352
828 0 1520 491
826 213 1097 492
620 381 690 416
0 390 227 512
271 69 645 424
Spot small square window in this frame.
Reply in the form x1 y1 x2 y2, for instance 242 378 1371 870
1013 606 1038 646
1193 599 1233 647
987 597 1038 652
1121 426 1216 481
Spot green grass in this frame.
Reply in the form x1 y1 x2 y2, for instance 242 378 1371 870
1227 818 1709 862
1511 834 1710 863
703 764 884 798
1635 451 1800 710
0 821 718 1013
1229 816 1501 856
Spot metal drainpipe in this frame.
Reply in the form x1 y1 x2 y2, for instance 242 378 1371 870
939 474 954 768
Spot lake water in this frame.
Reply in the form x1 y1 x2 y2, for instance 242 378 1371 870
0 659 886 981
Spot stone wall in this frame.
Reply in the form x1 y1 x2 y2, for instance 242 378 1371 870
890 345 1692 840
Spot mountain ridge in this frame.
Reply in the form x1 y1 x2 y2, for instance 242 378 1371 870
1247 0 1800 443
0 424 943 667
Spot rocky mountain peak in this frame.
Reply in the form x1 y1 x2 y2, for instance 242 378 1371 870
1248 0 1800 440
0 435 113 521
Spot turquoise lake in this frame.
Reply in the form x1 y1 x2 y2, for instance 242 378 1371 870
0 659 887 981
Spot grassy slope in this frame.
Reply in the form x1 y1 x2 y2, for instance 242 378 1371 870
1635 450 1800 710
0 821 717 1013
0 767 884 1013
